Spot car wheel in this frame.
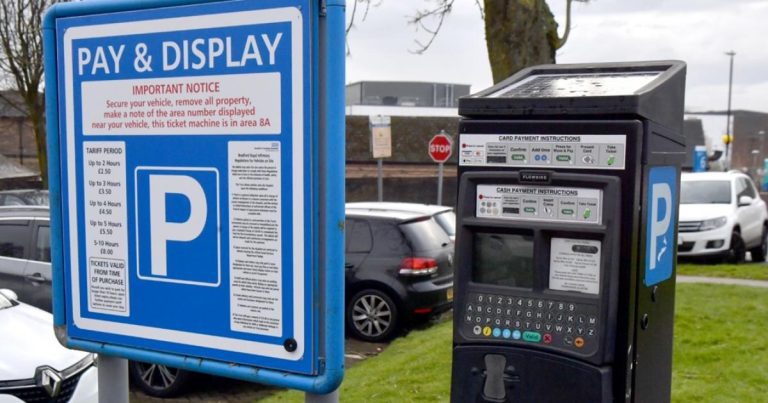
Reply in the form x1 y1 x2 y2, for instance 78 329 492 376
347 289 400 342
129 361 192 398
728 231 746 264
749 226 768 262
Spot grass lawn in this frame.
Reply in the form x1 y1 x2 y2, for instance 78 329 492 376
677 262 768 281
261 284 768 403
671 284 768 402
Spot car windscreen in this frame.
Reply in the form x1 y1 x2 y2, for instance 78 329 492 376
681 180 731 204
433 210 456 238
399 217 451 252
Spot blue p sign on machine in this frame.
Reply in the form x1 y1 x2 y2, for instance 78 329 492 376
43 0 345 392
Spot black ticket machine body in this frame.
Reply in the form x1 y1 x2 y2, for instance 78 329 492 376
451 61 686 403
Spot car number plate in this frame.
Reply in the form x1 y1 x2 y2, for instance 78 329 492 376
447 287 453 301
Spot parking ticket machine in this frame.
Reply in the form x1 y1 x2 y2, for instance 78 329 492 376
451 61 686 403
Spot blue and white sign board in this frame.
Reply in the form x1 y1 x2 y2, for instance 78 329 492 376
692 145 707 172
44 0 345 392
644 166 678 286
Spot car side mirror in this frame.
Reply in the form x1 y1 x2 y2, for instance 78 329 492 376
738 195 753 207
0 289 18 301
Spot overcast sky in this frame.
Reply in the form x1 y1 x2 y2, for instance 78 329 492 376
345 0 768 113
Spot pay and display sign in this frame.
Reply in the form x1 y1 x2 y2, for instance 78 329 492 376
44 0 342 383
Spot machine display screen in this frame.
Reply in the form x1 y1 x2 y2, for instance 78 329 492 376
473 232 534 288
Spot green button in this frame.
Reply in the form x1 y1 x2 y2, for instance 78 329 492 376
556 155 571 162
524 207 536 213
523 331 541 343
511 154 526 161
562 208 574 215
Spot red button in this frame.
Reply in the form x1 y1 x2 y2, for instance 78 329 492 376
543 333 552 344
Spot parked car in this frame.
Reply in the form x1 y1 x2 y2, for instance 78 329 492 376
344 206 454 342
346 202 456 241
0 206 191 398
0 207 52 311
0 289 97 402
678 171 768 262
0 189 49 206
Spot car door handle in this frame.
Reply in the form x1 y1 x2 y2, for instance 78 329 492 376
25 273 45 283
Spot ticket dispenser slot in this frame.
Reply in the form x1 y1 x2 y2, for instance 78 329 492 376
451 172 620 402
451 61 687 403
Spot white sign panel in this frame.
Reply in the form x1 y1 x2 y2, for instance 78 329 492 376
370 115 392 158
476 184 603 225
549 238 602 295
459 134 626 170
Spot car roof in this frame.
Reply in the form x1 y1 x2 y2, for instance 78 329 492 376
345 202 453 216
0 189 48 195
345 206 430 222
0 206 50 219
681 171 745 181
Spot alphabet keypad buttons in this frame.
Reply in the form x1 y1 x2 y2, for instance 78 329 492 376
463 293 598 354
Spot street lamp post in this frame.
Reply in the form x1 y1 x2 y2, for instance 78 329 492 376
758 130 766 190
724 50 736 171
751 149 760 182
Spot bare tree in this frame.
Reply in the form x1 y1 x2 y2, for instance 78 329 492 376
348 0 583 84
0 0 55 187
483 0 581 83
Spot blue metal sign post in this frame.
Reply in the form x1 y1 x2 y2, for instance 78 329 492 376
692 145 707 172
42 0 345 397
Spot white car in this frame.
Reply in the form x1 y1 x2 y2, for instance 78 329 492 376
0 289 97 403
678 171 768 262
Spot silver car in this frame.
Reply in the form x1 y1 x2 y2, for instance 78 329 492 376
0 207 52 312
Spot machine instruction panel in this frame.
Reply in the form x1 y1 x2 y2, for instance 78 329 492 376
477 184 603 225
459 134 626 170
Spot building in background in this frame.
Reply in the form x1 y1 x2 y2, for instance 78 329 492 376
0 91 40 174
730 111 768 185
345 81 470 117
682 118 706 171
344 81 470 205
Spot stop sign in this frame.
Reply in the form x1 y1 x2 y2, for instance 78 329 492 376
429 133 453 163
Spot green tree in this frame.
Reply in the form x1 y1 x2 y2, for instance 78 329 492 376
348 0 580 84
0 0 56 187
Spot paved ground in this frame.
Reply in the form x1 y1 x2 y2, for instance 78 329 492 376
677 275 768 288
129 338 389 402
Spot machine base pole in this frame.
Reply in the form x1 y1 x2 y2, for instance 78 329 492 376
98 355 129 403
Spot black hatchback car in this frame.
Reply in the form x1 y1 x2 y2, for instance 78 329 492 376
345 207 454 342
